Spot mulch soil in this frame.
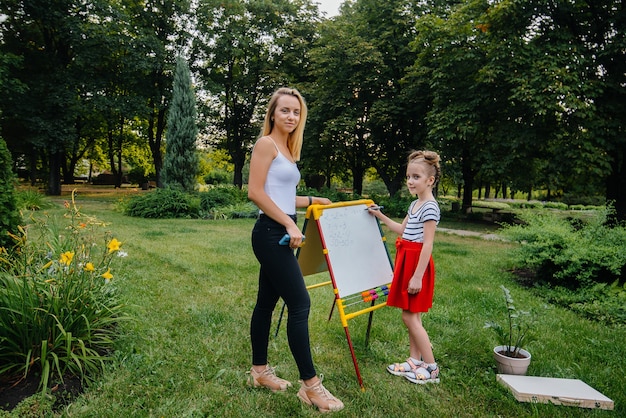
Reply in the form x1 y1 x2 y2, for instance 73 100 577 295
0 373 83 412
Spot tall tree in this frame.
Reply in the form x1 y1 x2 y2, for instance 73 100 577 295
0 134 20 249
306 14 384 194
192 0 319 188
0 0 86 194
162 55 199 191
347 0 428 196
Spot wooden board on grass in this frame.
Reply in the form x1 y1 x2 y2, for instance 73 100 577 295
497 374 614 410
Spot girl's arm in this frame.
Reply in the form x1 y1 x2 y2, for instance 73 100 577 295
367 207 408 236
408 219 437 294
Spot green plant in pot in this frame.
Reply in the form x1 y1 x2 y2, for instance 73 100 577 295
485 285 535 375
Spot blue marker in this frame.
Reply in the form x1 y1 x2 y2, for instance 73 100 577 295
279 234 305 245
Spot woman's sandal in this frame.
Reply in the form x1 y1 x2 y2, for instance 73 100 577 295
386 358 424 376
405 363 440 384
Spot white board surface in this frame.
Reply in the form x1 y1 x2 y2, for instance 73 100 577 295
313 202 394 297
497 374 614 410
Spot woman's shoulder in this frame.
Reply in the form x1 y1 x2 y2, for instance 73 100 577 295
252 136 278 157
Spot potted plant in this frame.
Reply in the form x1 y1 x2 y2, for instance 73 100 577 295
485 285 535 375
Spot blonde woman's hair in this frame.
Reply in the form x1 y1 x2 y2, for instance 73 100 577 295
260 87 307 161
408 150 441 186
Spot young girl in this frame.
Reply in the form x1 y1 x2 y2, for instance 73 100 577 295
367 150 441 384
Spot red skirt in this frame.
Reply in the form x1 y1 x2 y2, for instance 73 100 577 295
387 237 435 313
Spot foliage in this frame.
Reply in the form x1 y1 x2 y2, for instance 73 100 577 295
471 201 511 211
484 285 536 357
14 188 53 211
192 0 318 188
543 201 569 210
199 186 247 211
203 170 232 185
124 188 198 219
200 202 259 220
161 56 199 192
0 193 126 393
500 209 626 288
536 281 626 325
0 136 20 248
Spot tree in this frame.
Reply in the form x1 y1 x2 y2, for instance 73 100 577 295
0 0 87 195
306 14 384 194
193 0 319 188
0 134 20 249
346 0 429 196
161 55 199 191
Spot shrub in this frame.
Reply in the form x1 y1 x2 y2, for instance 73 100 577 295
0 193 127 393
543 201 568 210
472 200 511 210
125 188 197 218
15 188 52 211
203 170 232 185
201 202 258 220
0 136 20 249
501 210 626 288
199 186 246 211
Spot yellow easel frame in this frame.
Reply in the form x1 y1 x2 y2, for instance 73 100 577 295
282 199 394 390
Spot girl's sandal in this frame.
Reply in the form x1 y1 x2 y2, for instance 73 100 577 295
386 358 424 376
405 364 440 384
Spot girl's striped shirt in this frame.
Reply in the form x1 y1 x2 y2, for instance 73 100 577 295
401 200 440 242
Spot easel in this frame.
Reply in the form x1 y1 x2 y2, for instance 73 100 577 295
275 199 394 390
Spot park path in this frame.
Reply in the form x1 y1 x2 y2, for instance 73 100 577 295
437 227 503 241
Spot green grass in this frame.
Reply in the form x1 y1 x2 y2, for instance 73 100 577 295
8 197 625 417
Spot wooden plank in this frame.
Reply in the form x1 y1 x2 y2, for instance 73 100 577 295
497 374 614 410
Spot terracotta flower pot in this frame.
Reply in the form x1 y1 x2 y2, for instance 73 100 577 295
493 345 531 375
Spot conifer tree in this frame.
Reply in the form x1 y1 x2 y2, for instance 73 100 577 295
0 134 20 248
161 55 199 191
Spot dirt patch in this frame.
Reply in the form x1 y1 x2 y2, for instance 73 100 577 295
0 373 83 412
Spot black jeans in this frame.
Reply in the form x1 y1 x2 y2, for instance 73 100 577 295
250 214 316 380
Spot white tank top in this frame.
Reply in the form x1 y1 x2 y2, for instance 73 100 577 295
261 145 300 215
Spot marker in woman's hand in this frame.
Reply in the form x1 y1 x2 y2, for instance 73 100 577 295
279 234 305 245
365 206 384 211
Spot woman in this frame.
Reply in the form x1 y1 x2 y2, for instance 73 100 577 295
247 87 344 413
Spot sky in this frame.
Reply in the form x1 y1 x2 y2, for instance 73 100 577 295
316 0 343 17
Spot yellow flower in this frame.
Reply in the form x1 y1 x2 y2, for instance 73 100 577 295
101 269 113 281
84 262 95 272
107 238 122 253
60 251 74 266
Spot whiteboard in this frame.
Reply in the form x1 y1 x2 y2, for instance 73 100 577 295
299 201 394 297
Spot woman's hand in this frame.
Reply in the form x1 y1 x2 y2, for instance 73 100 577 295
285 225 304 249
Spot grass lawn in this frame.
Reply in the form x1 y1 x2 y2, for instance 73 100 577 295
15 192 625 417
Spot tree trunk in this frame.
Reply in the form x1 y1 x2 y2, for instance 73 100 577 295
46 151 62 195
461 150 474 212
605 149 625 224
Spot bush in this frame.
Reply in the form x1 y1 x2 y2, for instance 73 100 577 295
15 188 52 211
125 188 197 218
199 186 246 211
501 210 626 288
0 194 126 393
200 201 258 220
203 170 232 185
543 201 568 210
